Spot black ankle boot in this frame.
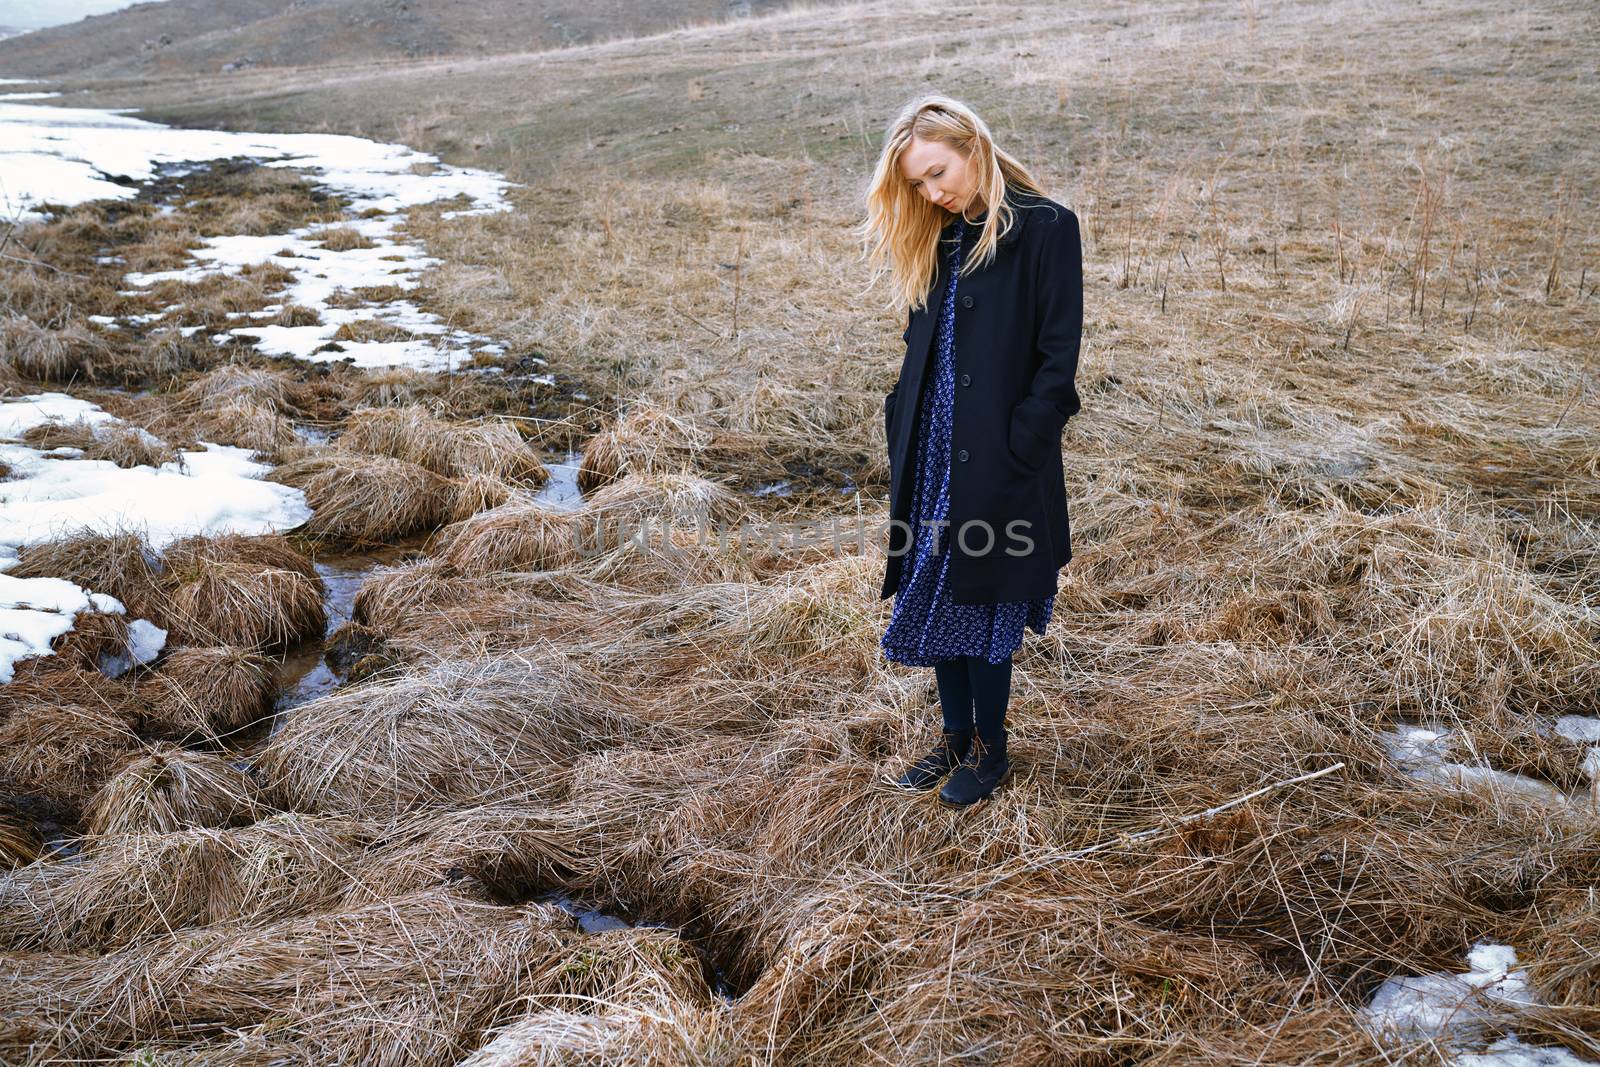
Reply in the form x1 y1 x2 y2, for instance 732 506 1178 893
938 730 1009 807
893 729 971 790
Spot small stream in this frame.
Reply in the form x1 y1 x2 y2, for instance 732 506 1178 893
268 447 586 717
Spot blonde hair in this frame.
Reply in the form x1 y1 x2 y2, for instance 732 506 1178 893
858 93 1049 313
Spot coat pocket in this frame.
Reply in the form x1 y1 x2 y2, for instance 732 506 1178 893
1006 401 1054 473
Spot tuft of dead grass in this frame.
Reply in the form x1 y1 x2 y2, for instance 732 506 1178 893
10 530 166 621
267 450 458 544
1 886 574 1063
144 645 277 742
0 315 113 382
270 303 324 327
436 497 583 576
315 225 379 251
254 655 646 818
576 400 715 495
81 742 261 840
20 416 180 469
0 703 143 813
0 808 43 870
339 403 546 482
331 317 417 343
160 533 325 650
150 362 311 454
0 812 373 952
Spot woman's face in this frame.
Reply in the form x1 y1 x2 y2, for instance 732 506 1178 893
899 135 978 215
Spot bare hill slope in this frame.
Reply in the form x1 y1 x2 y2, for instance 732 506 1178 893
0 0 808 78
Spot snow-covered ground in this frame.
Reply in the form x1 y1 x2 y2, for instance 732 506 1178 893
0 95 511 220
121 216 508 370
1382 722 1600 814
1364 940 1600 1066
1365 723 1600 1064
0 392 311 682
1 95 519 371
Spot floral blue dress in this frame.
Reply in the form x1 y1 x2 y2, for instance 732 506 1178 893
880 215 1054 667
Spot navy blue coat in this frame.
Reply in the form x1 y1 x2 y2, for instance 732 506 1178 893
881 184 1083 605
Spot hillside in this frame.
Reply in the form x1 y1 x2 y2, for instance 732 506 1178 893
0 0 810 78
1 0 1597 1063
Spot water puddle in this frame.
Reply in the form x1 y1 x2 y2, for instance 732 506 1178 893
267 446 584 720
535 888 738 1001
269 539 427 719
741 459 859 500
531 448 584 511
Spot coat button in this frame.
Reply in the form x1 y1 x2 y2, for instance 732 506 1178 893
959 373 971 387
961 295 974 308
957 449 969 462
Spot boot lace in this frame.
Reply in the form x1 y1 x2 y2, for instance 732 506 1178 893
928 730 965 763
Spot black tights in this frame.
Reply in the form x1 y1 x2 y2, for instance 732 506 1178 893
933 653 1013 747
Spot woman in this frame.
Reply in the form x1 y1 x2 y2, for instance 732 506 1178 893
860 94 1083 808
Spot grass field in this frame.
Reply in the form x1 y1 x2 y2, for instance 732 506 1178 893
1 0 1597 1063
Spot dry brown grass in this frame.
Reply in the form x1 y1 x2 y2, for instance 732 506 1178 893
339 403 546 482
331 317 417 342
19 416 180 469
0 809 43 871
160 532 326 650
3 1 1597 1062
576 400 717 495
10 530 166 621
1 886 577 1063
315 225 379 251
140 262 296 329
436 496 584 575
40 609 133 673
149 361 316 453
270 302 324 327
81 742 261 839
254 655 648 818
447 469 516 521
144 645 278 742
126 326 219 386
0 703 142 813
266 449 458 544
0 315 113 382
0 812 372 952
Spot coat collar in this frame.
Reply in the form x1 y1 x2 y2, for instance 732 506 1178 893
939 183 1032 247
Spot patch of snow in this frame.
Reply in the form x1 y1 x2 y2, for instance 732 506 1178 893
0 99 514 222
0 392 116 437
1381 724 1593 813
0 392 310 683
98 617 168 678
1363 942 1599 1066
1553 716 1600 743
3 97 516 370
1456 1033 1600 1066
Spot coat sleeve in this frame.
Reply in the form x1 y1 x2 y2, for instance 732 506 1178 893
1010 208 1082 464
885 304 912 429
